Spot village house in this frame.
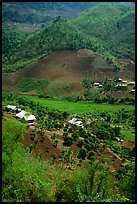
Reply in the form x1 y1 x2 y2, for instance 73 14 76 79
128 81 135 85
68 117 83 129
93 82 103 87
98 84 103 88
130 89 135 93
16 110 36 125
117 78 123 82
122 80 127 83
93 82 100 86
7 105 21 112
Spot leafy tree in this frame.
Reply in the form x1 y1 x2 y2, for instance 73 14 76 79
87 151 95 161
53 139 58 147
77 147 87 160
63 136 73 146
78 139 84 148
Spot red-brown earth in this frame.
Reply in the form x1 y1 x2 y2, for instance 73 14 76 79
2 50 135 97
2 111 135 173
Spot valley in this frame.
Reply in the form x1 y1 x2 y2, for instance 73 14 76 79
2 2 135 202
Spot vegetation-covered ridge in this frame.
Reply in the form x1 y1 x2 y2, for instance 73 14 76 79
2 20 96 72
2 2 135 73
72 2 135 60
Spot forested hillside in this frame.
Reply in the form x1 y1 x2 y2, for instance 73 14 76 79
72 2 135 60
2 2 135 73
2 27 28 58
2 20 104 73
2 2 99 24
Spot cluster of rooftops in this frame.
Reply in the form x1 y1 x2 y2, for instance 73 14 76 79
93 78 135 92
6 105 124 142
7 105 36 124
7 105 84 128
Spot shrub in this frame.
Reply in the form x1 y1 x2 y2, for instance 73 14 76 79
72 132 79 141
53 139 59 147
84 143 91 151
63 136 73 146
78 139 84 148
34 139 39 145
51 132 57 139
77 148 87 160
87 150 95 159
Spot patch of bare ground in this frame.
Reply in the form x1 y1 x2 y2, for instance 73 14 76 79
2 73 18 91
120 140 135 148
102 147 123 173
21 124 125 174
100 90 132 99
2 50 134 95
22 128 62 160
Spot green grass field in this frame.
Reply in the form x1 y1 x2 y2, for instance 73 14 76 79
23 95 134 114
121 129 135 142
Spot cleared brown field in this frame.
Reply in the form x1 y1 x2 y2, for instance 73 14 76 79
2 49 135 95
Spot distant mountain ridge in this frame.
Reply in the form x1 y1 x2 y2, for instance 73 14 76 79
2 2 99 23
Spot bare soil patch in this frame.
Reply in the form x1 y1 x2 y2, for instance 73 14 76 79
3 50 134 96
120 140 135 148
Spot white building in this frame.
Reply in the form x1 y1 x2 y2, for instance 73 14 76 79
130 89 135 93
68 118 83 128
16 110 36 121
117 78 123 82
128 82 135 85
93 82 100 86
7 105 21 112
98 84 103 88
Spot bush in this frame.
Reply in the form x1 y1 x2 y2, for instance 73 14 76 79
87 150 95 159
72 132 79 141
53 139 59 147
78 139 84 148
63 136 73 146
77 148 87 160
84 143 91 151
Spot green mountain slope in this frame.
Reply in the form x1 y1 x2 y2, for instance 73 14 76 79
2 27 28 56
72 3 135 60
2 3 135 73
2 20 103 72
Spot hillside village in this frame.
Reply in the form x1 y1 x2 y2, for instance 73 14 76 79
93 78 135 93
2 2 135 202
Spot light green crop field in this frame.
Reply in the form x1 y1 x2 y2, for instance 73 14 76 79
23 95 134 114
121 129 135 142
